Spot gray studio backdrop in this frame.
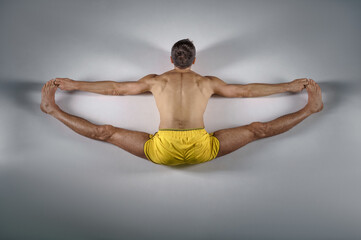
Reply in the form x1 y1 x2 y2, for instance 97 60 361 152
1 0 361 239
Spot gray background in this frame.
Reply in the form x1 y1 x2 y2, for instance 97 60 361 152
1 0 360 239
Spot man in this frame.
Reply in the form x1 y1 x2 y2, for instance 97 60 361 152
41 38 323 166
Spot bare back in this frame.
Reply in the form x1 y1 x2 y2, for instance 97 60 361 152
149 69 213 129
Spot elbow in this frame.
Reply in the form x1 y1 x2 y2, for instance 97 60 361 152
111 89 125 95
229 84 250 98
238 86 251 97
111 82 126 95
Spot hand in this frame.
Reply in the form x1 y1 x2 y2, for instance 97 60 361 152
54 78 76 91
288 78 310 93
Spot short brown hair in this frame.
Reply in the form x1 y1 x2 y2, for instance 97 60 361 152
171 39 196 69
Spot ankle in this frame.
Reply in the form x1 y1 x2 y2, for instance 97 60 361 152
48 105 61 116
303 105 313 115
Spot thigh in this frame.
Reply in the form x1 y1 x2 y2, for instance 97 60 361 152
212 124 257 158
106 127 151 161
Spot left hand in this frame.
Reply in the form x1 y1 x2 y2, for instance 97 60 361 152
288 78 310 92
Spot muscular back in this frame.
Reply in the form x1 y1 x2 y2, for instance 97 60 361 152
149 70 214 129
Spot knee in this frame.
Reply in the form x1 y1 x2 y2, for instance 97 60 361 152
95 124 115 141
248 121 268 139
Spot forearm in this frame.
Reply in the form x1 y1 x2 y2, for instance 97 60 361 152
242 82 290 97
73 81 119 95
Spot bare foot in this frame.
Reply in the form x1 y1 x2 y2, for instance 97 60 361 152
40 79 59 114
306 79 323 113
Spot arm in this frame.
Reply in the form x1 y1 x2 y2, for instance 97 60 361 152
54 74 157 95
208 76 309 98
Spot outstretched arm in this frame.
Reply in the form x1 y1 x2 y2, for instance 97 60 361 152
54 74 157 95
208 76 309 97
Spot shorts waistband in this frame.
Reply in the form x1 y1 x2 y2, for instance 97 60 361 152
158 128 205 131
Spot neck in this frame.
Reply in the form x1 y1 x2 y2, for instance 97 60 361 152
173 66 192 72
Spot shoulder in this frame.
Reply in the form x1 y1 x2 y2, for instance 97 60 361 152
203 75 230 96
204 75 225 83
204 75 228 88
137 73 168 94
139 74 158 82
138 74 159 86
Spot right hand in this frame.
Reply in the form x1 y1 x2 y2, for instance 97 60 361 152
54 78 76 91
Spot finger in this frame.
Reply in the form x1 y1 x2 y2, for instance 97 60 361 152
301 79 308 87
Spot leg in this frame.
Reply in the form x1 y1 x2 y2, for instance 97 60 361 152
213 79 323 158
41 79 151 161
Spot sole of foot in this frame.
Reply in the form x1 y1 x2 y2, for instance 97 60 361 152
306 79 324 113
40 79 58 114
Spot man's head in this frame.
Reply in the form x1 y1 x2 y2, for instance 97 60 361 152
171 39 196 69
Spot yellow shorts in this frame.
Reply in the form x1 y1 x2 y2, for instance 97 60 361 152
144 128 220 165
